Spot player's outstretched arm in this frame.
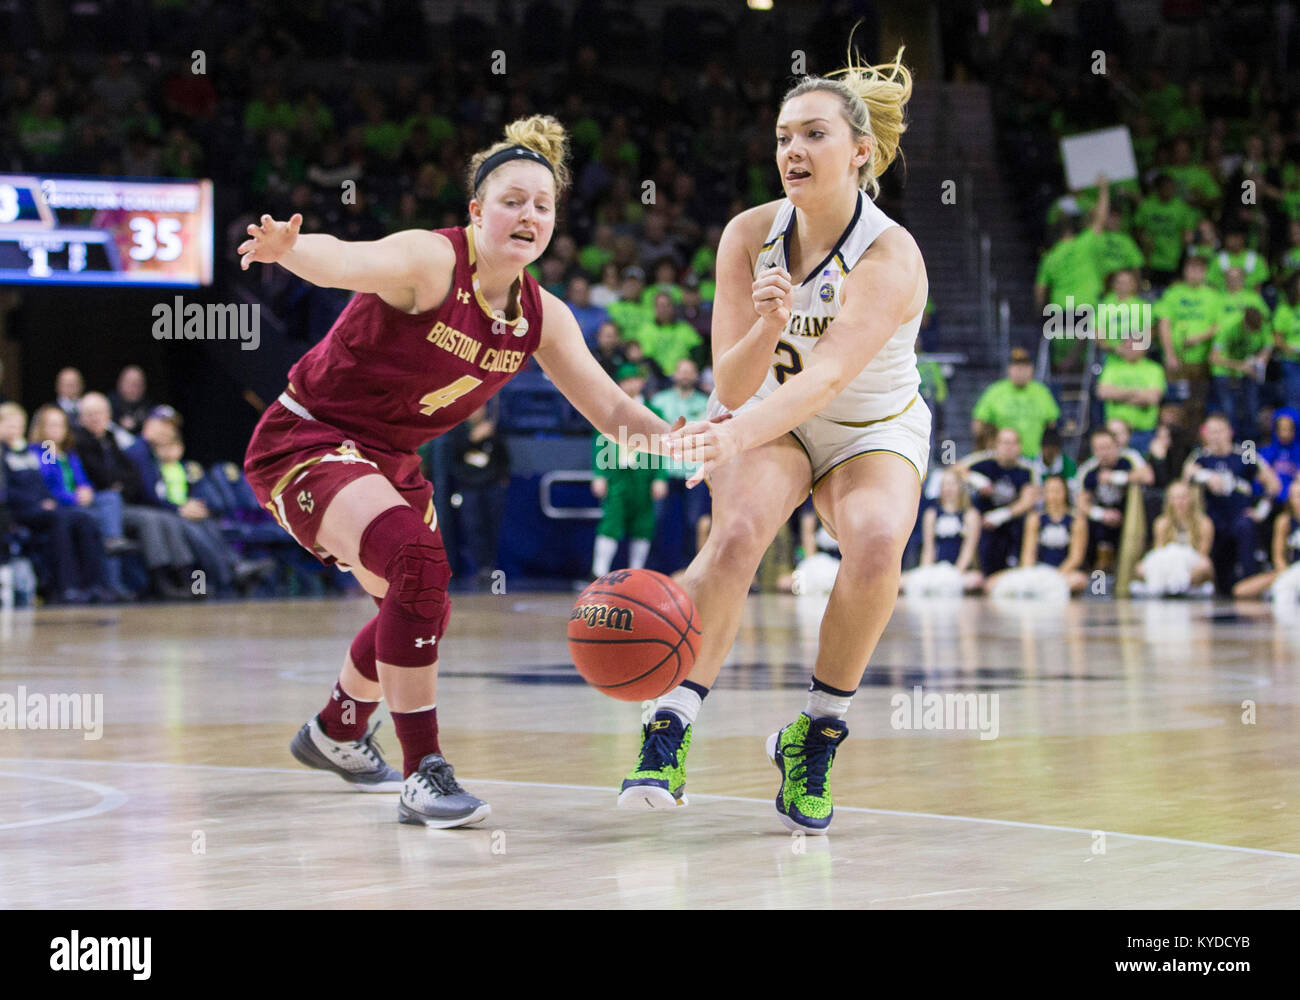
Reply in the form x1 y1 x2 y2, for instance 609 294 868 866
238 213 454 308
668 227 925 486
534 291 676 448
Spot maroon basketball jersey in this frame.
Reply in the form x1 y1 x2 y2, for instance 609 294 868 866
283 226 545 453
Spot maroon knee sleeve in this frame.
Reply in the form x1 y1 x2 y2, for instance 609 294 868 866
359 505 452 667
348 616 379 682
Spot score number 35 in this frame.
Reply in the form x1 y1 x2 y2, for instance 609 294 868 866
129 217 183 262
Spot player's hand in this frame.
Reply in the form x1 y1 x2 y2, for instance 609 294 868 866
238 213 302 270
752 266 793 328
75 485 95 506
590 477 607 500
666 417 743 488
1103 509 1123 527
651 479 669 501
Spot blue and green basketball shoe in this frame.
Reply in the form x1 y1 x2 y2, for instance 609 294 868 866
617 710 692 809
765 713 848 834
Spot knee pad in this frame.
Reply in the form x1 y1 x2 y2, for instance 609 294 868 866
359 505 452 666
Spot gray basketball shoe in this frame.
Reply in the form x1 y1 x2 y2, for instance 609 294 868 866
397 753 491 828
289 716 403 792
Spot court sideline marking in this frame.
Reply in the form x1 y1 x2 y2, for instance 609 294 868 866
1 756 1297 860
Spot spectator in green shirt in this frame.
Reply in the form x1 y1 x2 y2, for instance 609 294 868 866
633 292 702 376
1275 219 1300 292
1208 227 1270 291
1096 206 1145 279
591 365 668 578
971 348 1061 458
648 360 711 567
1210 307 1271 440
1135 174 1200 284
606 267 652 339
18 89 67 163
1095 269 1151 356
1166 137 1220 214
1036 218 1105 371
1214 267 1271 348
1096 338 1167 452
579 224 617 279
1274 274 1300 408
1154 254 1220 430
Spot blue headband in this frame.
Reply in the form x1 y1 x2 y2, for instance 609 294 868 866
473 145 554 191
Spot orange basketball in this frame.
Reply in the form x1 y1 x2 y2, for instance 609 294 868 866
567 569 700 701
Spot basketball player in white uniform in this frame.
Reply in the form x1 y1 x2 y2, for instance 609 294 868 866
618 50 930 833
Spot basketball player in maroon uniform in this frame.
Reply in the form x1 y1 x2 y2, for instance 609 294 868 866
241 116 677 828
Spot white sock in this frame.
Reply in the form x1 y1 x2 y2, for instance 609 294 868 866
592 536 618 576
628 538 651 569
805 686 852 720
656 684 703 726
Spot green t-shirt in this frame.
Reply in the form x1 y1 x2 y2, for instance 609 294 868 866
1134 195 1200 272
404 112 454 144
971 379 1061 458
1274 301 1300 361
1207 249 1270 290
363 121 405 160
634 320 702 375
592 429 666 488
1211 304 1271 378
1143 83 1184 123
243 99 297 134
1165 163 1220 207
1214 287 1270 343
690 245 716 277
1153 282 1221 365
1095 292 1151 351
579 244 613 278
160 461 188 506
1097 355 1166 431
606 299 651 338
640 283 684 309
1035 229 1104 309
648 387 709 478
1096 230 1144 277
17 112 66 155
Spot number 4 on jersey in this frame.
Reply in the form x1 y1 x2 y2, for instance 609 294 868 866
419 375 482 415
773 340 804 384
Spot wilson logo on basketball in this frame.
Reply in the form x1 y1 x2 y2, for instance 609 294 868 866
570 603 634 631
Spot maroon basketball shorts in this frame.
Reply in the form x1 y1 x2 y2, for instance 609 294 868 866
244 393 435 567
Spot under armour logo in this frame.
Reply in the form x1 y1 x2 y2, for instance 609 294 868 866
513 316 529 338
297 489 314 514
456 288 471 304
414 636 437 648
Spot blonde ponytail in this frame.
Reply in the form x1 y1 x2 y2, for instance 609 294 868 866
782 44 912 200
466 114 572 199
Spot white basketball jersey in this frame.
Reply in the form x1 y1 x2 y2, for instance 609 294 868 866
752 190 923 422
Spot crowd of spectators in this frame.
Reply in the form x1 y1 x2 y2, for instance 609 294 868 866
1 365 274 604
2 3 1298 604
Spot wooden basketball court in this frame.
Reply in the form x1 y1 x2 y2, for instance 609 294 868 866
2 593 1297 908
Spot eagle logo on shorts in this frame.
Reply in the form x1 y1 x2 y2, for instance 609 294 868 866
297 489 314 514
818 281 835 303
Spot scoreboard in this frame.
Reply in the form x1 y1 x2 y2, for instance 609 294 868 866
0 174 214 287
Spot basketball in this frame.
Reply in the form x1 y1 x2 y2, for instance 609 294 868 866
568 569 700 700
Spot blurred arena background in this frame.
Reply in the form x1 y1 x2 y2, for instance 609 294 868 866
0 0 1297 604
